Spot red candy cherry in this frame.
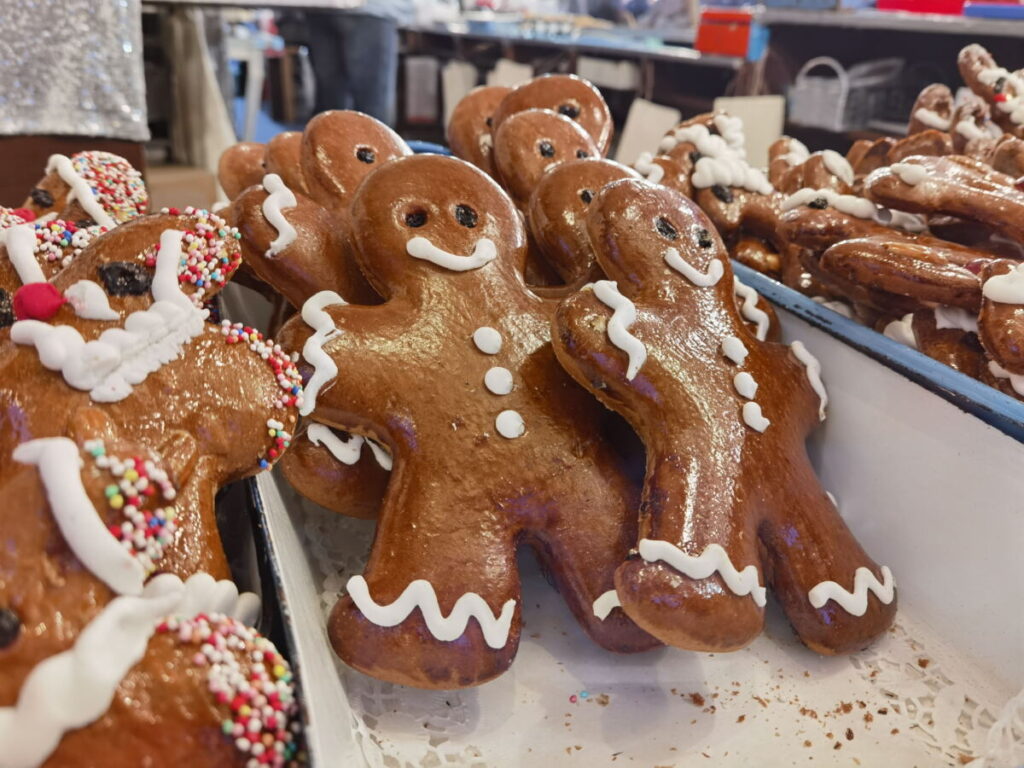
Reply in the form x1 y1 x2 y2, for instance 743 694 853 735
11 207 35 222
13 283 66 321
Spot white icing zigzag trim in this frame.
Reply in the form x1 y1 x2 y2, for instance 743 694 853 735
307 422 393 471
733 277 770 341
665 247 724 287
346 575 516 649
45 154 117 230
591 280 647 380
299 290 347 416
406 236 496 272
790 341 828 421
14 437 146 596
261 174 298 257
592 589 621 620
638 540 767 607
808 566 895 617
0 573 258 768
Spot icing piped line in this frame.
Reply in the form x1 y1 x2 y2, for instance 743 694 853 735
45 154 117 229
307 422 393 471
733 277 770 341
781 188 878 220
2 224 45 284
820 150 855 185
934 306 979 335
639 540 767 607
790 341 828 421
299 290 347 416
982 263 1024 305
406 236 496 272
913 107 952 131
261 174 298 257
346 575 516 649
890 162 928 186
0 572 258 768
989 360 1024 397
634 152 665 184
14 437 146 596
592 590 621 620
64 280 119 321
592 280 647 380
664 247 724 287
808 566 895 617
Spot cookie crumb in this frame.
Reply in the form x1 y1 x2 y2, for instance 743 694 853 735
845 728 854 741
737 715 746 723
891 728 900 735
753 696 768 708
834 742 842 750
803 740 812 748
918 657 931 668
689 693 705 707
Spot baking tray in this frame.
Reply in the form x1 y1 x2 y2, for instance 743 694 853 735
247 303 1024 767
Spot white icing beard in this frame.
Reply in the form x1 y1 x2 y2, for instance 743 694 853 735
406 236 497 271
11 230 208 403
261 173 298 257
45 154 117 230
692 154 773 196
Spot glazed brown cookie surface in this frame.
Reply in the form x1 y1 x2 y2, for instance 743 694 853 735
265 131 310 195
218 141 266 200
446 85 511 177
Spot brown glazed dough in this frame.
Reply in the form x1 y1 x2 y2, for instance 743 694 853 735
446 85 511 177
300 110 412 216
777 153 855 195
950 93 997 155
958 44 1024 139
865 154 1024 243
886 129 953 163
907 83 954 135
552 179 895 654
527 157 640 287
845 139 874 174
265 131 310 195
990 134 1024 177
768 136 810 189
217 141 266 200
279 154 658 688
491 74 614 156
636 152 695 198
492 108 599 209
910 309 985 380
979 259 1024 375
732 234 781 277
849 137 896 177
0 219 108 297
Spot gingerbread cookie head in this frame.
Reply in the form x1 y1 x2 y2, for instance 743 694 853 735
217 141 266 200
265 131 309 195
492 109 599 209
526 157 639 286
958 44 1024 139
907 83 954 135
491 74 613 156
300 110 411 214
22 151 147 229
446 85 511 177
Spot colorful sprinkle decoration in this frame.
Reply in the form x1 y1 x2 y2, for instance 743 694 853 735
70 151 148 224
34 219 107 269
155 614 304 767
84 439 178 576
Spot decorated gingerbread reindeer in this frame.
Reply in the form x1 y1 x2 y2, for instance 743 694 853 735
277 153 661 688
551 178 897 655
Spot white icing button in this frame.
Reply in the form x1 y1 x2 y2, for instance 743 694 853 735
484 366 514 395
742 402 770 432
495 410 525 439
472 327 502 355
733 372 757 400
721 335 748 365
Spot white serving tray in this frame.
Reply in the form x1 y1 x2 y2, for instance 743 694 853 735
251 307 1024 768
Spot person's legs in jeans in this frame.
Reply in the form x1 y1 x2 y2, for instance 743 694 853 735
338 13 399 126
306 12 352 113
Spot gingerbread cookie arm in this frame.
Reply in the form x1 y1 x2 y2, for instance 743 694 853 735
989 135 1024 177
886 129 953 163
264 131 309 195
910 309 985 379
979 259 1024 375
217 142 266 201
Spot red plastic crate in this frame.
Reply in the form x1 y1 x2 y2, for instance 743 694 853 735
876 0 965 13
696 9 755 59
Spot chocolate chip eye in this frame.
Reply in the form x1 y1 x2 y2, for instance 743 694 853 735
579 189 594 204
0 608 20 649
485 117 493 128
356 147 376 164
575 149 589 159
76 219 94 228
405 209 427 228
538 141 555 158
696 227 713 249
689 151 702 165
98 261 152 296
0 289 12 329
30 188 54 207
808 197 829 210
454 204 477 228
994 76 1007 94
711 184 733 203
558 103 580 119
656 216 679 241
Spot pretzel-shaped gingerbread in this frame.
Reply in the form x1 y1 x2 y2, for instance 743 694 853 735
277 154 659 688
551 178 896 654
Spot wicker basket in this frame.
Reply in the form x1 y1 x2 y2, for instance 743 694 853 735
788 56 905 132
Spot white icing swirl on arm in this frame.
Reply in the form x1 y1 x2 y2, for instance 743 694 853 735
989 360 1024 396
779 138 810 167
732 277 770 341
299 290 347 416
261 174 298 257
790 340 828 421
982 263 1024 305
692 155 773 195
14 437 146 596
406 236 496 271
638 540 767 607
45 154 117 229
346 575 517 649
955 118 987 141
2 224 45 284
808 565 895 616
664 247 724 287
591 280 647 380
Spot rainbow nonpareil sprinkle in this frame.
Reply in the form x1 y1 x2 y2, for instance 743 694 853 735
70 151 148 224
147 207 243 306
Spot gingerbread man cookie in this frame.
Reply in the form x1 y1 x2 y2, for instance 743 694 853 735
979 259 1024 384
958 44 1024 140
278 154 658 688
446 85 511 178
217 141 266 200
265 131 310 195
552 178 896 654
907 83 955 135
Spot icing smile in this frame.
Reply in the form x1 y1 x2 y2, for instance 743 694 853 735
406 235 497 271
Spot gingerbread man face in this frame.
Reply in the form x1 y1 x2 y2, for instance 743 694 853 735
277 154 657 688
446 85 511 177
492 108 599 209
491 74 613 155
300 110 411 214
553 178 896 655
526 157 639 286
